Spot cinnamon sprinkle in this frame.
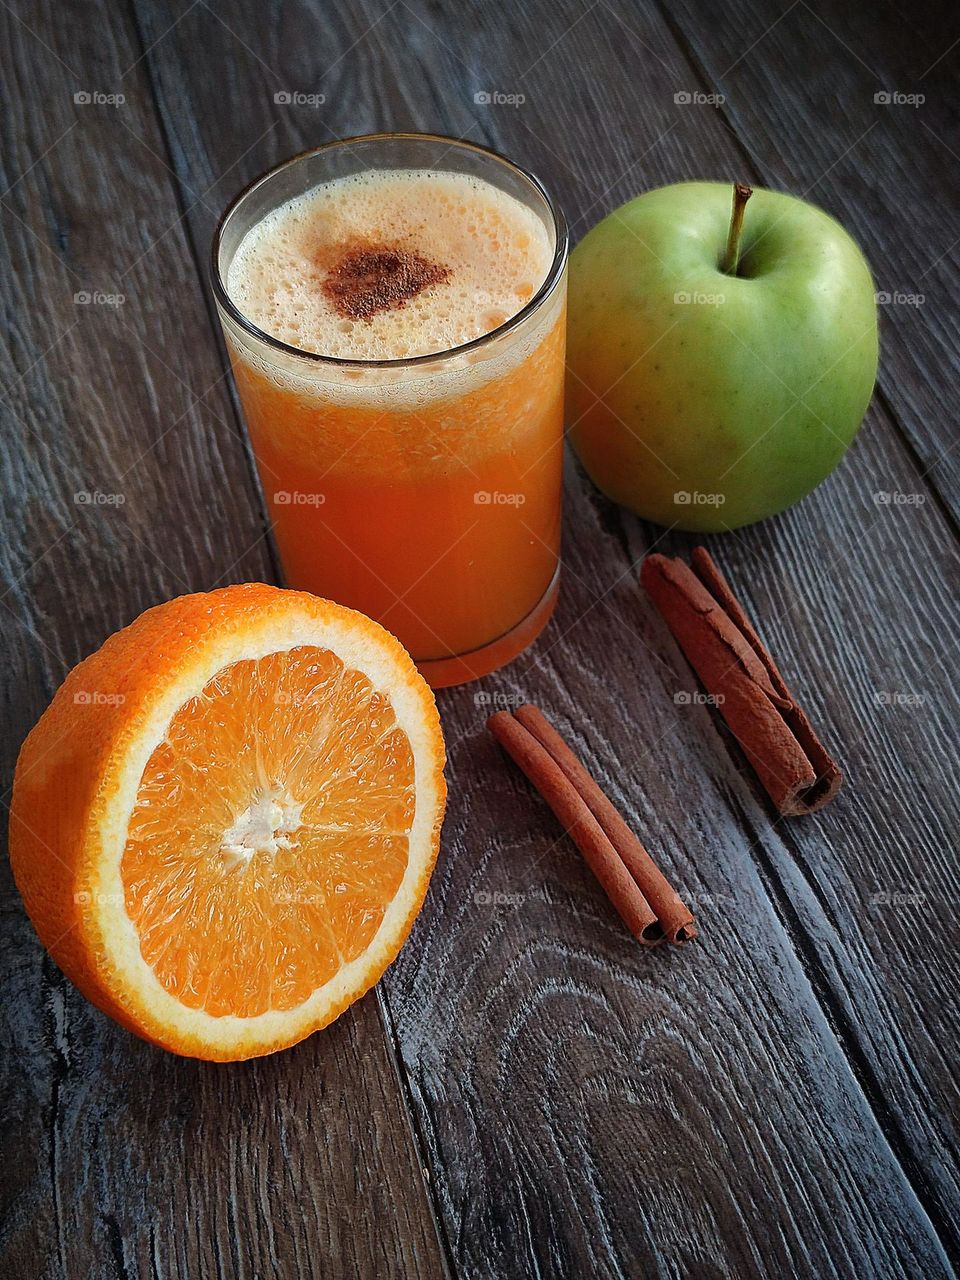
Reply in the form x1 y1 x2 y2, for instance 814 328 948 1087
321 244 450 321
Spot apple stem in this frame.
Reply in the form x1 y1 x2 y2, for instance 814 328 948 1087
721 183 753 276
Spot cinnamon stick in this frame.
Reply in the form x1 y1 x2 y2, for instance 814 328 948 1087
641 548 841 816
487 709 696 945
513 705 696 943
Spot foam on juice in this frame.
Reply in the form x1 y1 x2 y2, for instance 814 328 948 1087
226 169 554 361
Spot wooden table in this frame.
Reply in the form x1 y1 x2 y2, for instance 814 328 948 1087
2 1 957 1276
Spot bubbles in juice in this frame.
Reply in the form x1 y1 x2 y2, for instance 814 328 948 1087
226 168 554 361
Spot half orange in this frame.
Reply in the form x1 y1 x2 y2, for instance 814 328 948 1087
9 584 446 1060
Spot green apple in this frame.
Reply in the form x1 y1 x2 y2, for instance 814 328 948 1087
566 182 878 531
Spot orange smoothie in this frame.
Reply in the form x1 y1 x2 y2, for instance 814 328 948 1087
219 160 566 686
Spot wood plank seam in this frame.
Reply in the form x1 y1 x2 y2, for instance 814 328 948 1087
122 4 455 1272
377 989 458 1280
627 5 960 1262
718 777 959 1266
125 0 286 591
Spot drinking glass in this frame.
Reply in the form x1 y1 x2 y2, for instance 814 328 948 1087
212 133 568 687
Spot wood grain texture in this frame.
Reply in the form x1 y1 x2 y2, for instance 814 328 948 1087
0 2 445 1277
659 0 960 522
127 0 959 1277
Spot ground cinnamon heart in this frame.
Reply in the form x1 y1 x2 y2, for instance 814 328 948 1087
321 245 450 320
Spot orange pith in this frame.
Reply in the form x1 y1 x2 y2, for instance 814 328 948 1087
8 584 446 1061
123 646 415 1018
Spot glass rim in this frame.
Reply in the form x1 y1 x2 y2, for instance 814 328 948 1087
210 131 569 371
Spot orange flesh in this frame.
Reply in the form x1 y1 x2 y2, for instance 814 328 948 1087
121 645 415 1018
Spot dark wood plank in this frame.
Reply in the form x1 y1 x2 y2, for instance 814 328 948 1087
130 0 959 1276
0 3 445 1277
659 0 960 521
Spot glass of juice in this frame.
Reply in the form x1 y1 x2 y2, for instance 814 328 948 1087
212 133 568 687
